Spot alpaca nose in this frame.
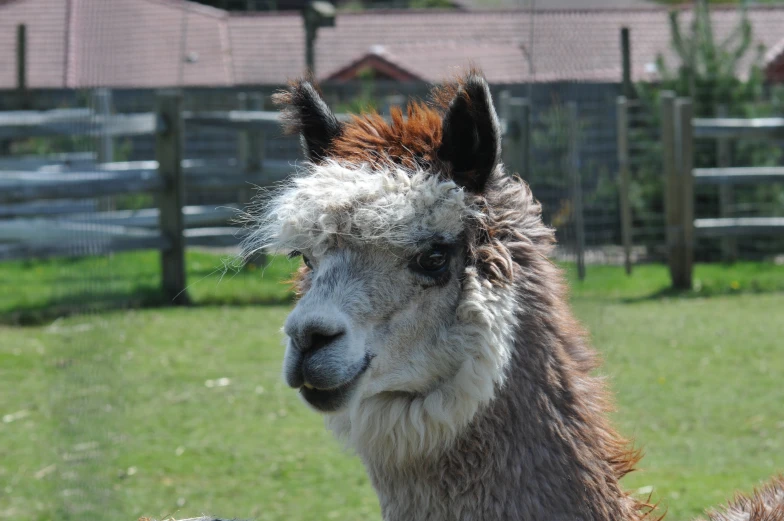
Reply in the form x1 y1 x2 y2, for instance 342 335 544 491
301 326 344 354
287 318 346 354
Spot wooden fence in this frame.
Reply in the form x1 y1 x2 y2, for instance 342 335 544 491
1 89 533 303
662 94 784 289
616 93 784 289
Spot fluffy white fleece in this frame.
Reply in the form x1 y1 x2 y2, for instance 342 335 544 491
242 160 475 257
245 161 517 467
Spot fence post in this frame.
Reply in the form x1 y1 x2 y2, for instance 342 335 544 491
94 88 114 164
238 92 266 266
568 101 586 281
617 96 633 275
155 90 189 305
661 91 679 285
499 91 513 169
16 24 30 110
238 92 264 205
674 98 694 290
501 95 528 178
716 104 737 262
520 98 532 181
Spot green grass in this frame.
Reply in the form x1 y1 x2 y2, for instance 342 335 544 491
1 253 783 520
0 251 297 325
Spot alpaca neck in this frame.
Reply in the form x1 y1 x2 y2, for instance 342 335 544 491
364 304 642 521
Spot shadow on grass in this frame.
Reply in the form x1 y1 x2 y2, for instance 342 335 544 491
618 285 781 304
0 287 295 327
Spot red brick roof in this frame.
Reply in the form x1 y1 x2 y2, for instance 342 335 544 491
2 0 784 88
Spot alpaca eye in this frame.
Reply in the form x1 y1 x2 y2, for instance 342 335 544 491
288 250 313 270
411 248 449 274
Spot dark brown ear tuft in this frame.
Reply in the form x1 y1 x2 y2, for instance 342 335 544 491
435 73 501 193
272 80 343 161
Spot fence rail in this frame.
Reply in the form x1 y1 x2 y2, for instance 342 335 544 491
691 117 784 139
693 167 784 185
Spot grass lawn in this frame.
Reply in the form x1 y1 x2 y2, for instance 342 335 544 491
1 252 782 520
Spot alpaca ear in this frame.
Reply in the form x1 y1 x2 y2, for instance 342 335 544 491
436 75 501 193
273 80 342 161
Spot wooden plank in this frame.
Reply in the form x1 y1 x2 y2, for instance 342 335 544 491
0 219 161 243
692 167 784 185
0 108 90 125
660 91 678 283
184 110 282 131
0 111 156 138
0 158 291 205
0 235 170 262
60 204 240 228
0 199 97 218
97 158 230 173
0 226 247 262
0 170 163 203
90 158 294 185
676 98 694 290
616 96 633 275
692 117 784 139
567 102 585 281
0 152 95 170
156 90 189 305
695 217 784 237
184 110 355 130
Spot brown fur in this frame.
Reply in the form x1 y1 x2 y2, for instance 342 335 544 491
272 71 782 521
332 103 444 171
702 476 784 521
360 170 655 521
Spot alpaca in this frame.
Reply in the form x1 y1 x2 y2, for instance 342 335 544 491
243 72 784 521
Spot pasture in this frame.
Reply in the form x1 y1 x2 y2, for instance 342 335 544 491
1 253 783 521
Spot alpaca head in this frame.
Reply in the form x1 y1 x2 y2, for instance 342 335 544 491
246 73 555 466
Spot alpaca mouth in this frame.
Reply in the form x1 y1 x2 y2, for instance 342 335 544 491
300 357 371 412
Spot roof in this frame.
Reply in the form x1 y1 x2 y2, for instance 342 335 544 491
2 0 784 88
0 0 232 89
229 7 784 85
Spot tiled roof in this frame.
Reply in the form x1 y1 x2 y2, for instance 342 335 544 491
0 0 233 89
2 0 784 88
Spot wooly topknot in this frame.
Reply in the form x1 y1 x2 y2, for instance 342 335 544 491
241 159 479 259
